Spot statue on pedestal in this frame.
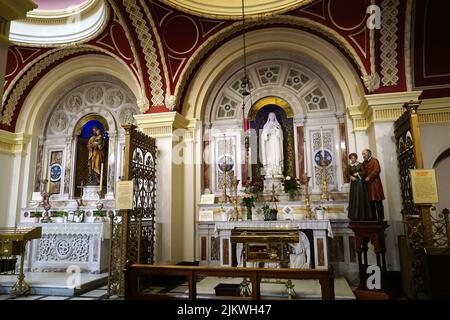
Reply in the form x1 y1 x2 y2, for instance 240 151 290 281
261 112 283 177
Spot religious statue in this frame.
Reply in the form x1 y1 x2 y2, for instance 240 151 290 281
260 112 284 176
87 127 105 185
362 149 385 221
347 153 373 221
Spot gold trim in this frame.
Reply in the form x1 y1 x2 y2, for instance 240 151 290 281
74 114 110 135
160 0 317 20
249 97 294 120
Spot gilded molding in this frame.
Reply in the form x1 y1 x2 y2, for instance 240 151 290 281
1 46 100 126
26 0 99 21
159 0 317 20
175 15 369 109
139 0 171 96
107 0 146 93
122 0 165 106
404 0 413 92
0 130 30 154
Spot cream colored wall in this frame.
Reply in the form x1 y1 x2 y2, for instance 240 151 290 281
435 155 450 214
0 153 14 226
421 125 450 168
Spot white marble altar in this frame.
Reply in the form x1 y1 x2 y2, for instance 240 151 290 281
210 220 332 270
20 222 110 274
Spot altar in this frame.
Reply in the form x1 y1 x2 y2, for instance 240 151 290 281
197 217 333 270
20 222 110 274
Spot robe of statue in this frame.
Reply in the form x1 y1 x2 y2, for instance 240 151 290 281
260 112 284 176
87 127 105 184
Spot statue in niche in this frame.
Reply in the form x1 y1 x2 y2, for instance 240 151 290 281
260 112 284 176
87 127 105 185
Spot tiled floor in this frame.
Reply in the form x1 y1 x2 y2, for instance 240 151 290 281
0 285 114 300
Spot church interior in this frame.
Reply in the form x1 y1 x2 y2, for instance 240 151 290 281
0 0 449 302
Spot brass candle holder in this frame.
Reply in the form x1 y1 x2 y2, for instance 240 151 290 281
40 179 52 223
300 175 314 219
319 158 330 202
229 176 241 221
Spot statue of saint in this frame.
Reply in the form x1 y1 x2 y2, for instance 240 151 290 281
260 112 284 176
87 127 105 185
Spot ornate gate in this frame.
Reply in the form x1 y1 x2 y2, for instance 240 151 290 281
394 101 432 298
108 124 157 297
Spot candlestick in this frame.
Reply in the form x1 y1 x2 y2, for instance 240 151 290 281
47 165 51 193
320 127 324 154
99 163 104 192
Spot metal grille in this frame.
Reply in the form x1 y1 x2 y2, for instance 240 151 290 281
107 125 157 297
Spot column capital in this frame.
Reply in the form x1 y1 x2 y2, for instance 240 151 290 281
347 91 423 132
134 112 197 139
0 130 30 154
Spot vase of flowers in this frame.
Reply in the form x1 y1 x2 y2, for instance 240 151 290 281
241 192 256 220
245 177 264 200
282 176 300 201
262 203 278 221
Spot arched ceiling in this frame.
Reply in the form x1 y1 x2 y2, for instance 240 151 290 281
161 0 315 18
32 0 88 11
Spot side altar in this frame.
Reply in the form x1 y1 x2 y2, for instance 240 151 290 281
19 222 110 274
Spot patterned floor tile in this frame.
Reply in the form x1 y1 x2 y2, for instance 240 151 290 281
39 296 69 300
11 295 44 300
79 289 107 298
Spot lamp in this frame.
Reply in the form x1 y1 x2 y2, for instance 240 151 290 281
240 0 251 157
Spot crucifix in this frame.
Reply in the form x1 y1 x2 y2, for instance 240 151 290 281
76 181 85 207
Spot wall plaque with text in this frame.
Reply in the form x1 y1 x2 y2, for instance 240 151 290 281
410 169 439 204
116 181 134 209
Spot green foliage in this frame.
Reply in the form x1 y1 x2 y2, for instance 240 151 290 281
93 210 106 217
30 211 42 218
51 211 67 218
282 176 300 193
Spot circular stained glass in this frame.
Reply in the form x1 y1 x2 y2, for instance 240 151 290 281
218 155 234 172
50 163 62 182
314 150 332 166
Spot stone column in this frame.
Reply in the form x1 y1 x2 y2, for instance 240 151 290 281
135 112 197 263
348 91 422 271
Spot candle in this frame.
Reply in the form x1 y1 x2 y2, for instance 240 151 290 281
320 127 324 153
99 163 104 192
47 166 50 193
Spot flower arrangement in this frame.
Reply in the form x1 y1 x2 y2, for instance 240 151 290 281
281 176 300 194
261 203 278 221
244 177 264 196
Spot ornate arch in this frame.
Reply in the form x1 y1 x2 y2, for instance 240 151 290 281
182 27 364 121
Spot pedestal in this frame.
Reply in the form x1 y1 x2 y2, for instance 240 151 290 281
348 221 391 299
263 176 283 192
82 185 101 201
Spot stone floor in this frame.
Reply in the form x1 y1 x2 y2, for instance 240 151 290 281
0 285 116 300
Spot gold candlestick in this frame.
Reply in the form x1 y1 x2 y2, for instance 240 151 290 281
319 158 330 202
229 176 241 220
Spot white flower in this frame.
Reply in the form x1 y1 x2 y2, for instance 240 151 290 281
285 176 291 180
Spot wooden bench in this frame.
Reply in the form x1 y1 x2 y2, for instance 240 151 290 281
124 264 335 300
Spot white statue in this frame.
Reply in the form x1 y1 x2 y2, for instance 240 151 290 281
261 112 284 176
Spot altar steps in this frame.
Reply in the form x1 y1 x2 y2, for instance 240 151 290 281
0 272 108 297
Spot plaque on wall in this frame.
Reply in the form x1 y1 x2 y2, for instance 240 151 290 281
116 181 133 209
410 169 439 204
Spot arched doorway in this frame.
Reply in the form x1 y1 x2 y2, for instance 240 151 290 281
434 148 450 213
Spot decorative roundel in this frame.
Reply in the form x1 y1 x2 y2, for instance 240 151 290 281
266 72 273 78
312 97 320 103
293 77 300 83
314 150 332 166
218 155 234 172
224 104 232 111
50 163 62 182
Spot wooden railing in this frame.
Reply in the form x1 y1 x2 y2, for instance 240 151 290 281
124 264 335 300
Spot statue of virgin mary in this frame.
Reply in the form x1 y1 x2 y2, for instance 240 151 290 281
260 112 284 176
